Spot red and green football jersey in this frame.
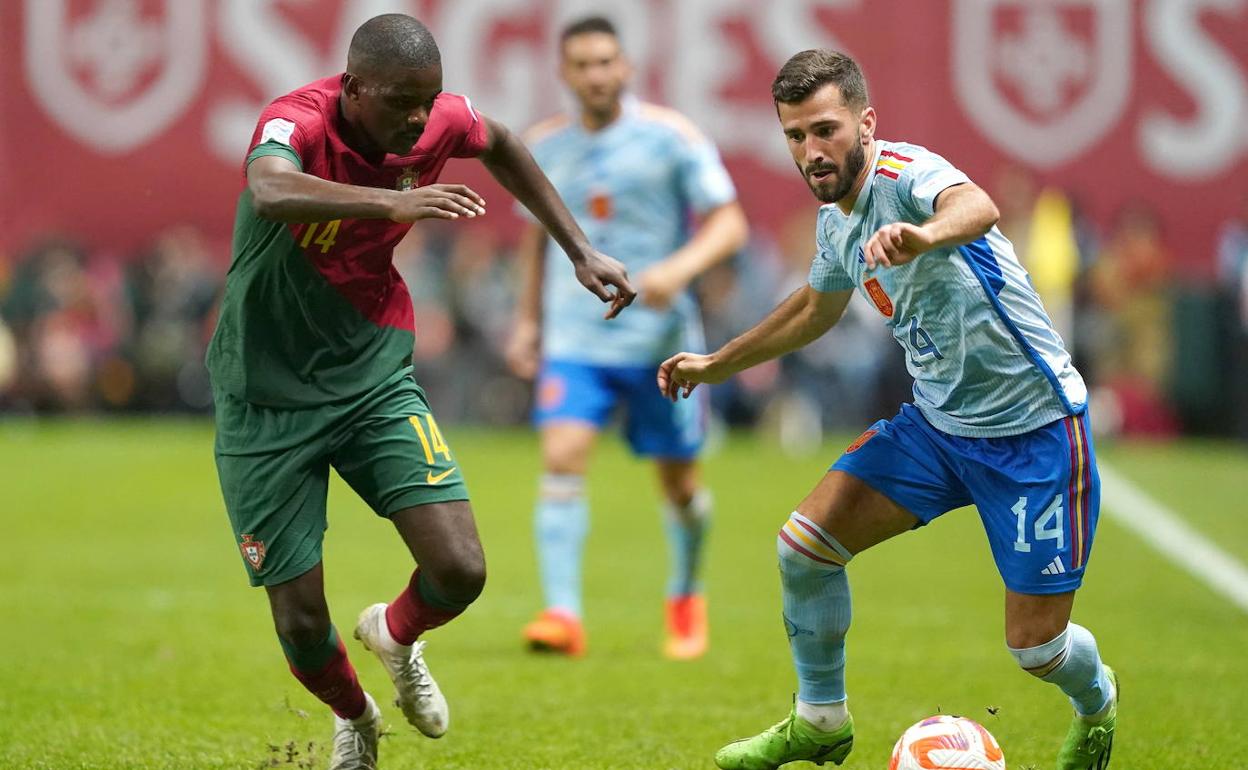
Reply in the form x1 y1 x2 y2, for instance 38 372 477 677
206 75 488 407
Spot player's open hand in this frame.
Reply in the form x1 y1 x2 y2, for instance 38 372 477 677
574 250 636 319
390 184 487 222
862 222 935 269
657 351 727 401
504 318 541 380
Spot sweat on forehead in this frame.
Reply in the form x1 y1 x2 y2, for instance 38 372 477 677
347 13 441 76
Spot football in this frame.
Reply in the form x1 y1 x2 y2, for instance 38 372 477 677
888 715 1006 770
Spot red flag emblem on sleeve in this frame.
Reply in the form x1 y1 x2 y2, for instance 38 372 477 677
846 429 878 453
864 277 894 317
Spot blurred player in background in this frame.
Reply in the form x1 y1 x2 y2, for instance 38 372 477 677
206 14 633 770
660 50 1117 770
505 16 747 660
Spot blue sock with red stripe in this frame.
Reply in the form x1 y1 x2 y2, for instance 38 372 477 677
777 511 853 706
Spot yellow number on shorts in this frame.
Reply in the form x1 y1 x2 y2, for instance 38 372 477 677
299 219 341 254
409 415 452 463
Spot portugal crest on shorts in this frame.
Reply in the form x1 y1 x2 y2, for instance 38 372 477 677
239 534 266 571
951 0 1130 167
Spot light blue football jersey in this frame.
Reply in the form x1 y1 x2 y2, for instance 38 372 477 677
807 140 1086 438
524 97 737 366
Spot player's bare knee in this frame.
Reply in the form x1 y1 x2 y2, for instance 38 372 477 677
428 552 487 605
544 453 587 476
273 605 331 649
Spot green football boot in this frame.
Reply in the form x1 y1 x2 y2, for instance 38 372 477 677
714 707 853 770
1057 665 1118 770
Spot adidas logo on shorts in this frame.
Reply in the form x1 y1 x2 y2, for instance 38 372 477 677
1040 556 1066 576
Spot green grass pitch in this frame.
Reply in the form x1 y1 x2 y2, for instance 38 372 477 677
1 420 1245 769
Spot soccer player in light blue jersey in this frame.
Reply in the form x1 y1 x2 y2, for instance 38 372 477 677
659 50 1117 770
506 16 748 660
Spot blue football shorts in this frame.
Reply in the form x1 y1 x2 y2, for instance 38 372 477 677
534 359 705 460
832 403 1099 594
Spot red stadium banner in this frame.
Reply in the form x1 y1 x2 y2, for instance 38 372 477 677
2 0 1245 274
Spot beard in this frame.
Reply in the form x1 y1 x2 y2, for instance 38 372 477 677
803 139 867 204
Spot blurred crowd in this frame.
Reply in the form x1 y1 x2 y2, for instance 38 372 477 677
3 175 1247 442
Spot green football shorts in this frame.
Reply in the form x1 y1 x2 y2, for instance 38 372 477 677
213 366 468 587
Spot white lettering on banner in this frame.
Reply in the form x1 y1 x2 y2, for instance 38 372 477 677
952 0 1133 168
24 0 207 154
669 0 856 168
1139 0 1248 180
436 0 544 131
207 0 333 165
208 0 421 164
21 0 1246 178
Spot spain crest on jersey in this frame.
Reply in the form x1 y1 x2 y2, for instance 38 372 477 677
951 0 1130 167
24 0 208 154
864 277 894 318
239 534 266 572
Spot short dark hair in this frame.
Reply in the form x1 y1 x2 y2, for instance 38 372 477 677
347 14 440 75
771 49 868 108
560 15 618 44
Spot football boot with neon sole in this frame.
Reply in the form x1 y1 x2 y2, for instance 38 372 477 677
353 603 449 738
663 593 709 660
522 608 586 657
1057 665 1118 770
714 707 854 770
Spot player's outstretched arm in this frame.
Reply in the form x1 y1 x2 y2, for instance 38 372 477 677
638 201 749 309
657 286 852 400
862 182 1000 269
503 222 548 380
477 116 636 319
247 156 486 224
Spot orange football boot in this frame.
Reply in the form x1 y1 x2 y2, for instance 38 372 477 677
663 594 708 660
522 608 586 657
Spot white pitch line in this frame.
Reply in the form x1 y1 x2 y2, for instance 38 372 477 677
1098 461 1248 614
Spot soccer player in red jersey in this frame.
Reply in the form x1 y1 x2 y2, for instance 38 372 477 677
206 14 634 769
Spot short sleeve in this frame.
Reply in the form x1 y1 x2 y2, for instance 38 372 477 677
675 134 737 215
424 92 489 160
808 249 855 292
244 94 325 173
898 149 971 218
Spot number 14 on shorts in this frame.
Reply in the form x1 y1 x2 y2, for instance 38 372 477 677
409 413 454 482
1011 495 1064 553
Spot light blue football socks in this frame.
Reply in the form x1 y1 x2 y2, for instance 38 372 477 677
664 489 711 597
1010 622 1114 717
534 473 589 617
777 511 854 706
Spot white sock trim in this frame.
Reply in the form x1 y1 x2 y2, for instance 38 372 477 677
540 473 585 501
796 699 849 731
351 693 380 725
377 606 410 653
